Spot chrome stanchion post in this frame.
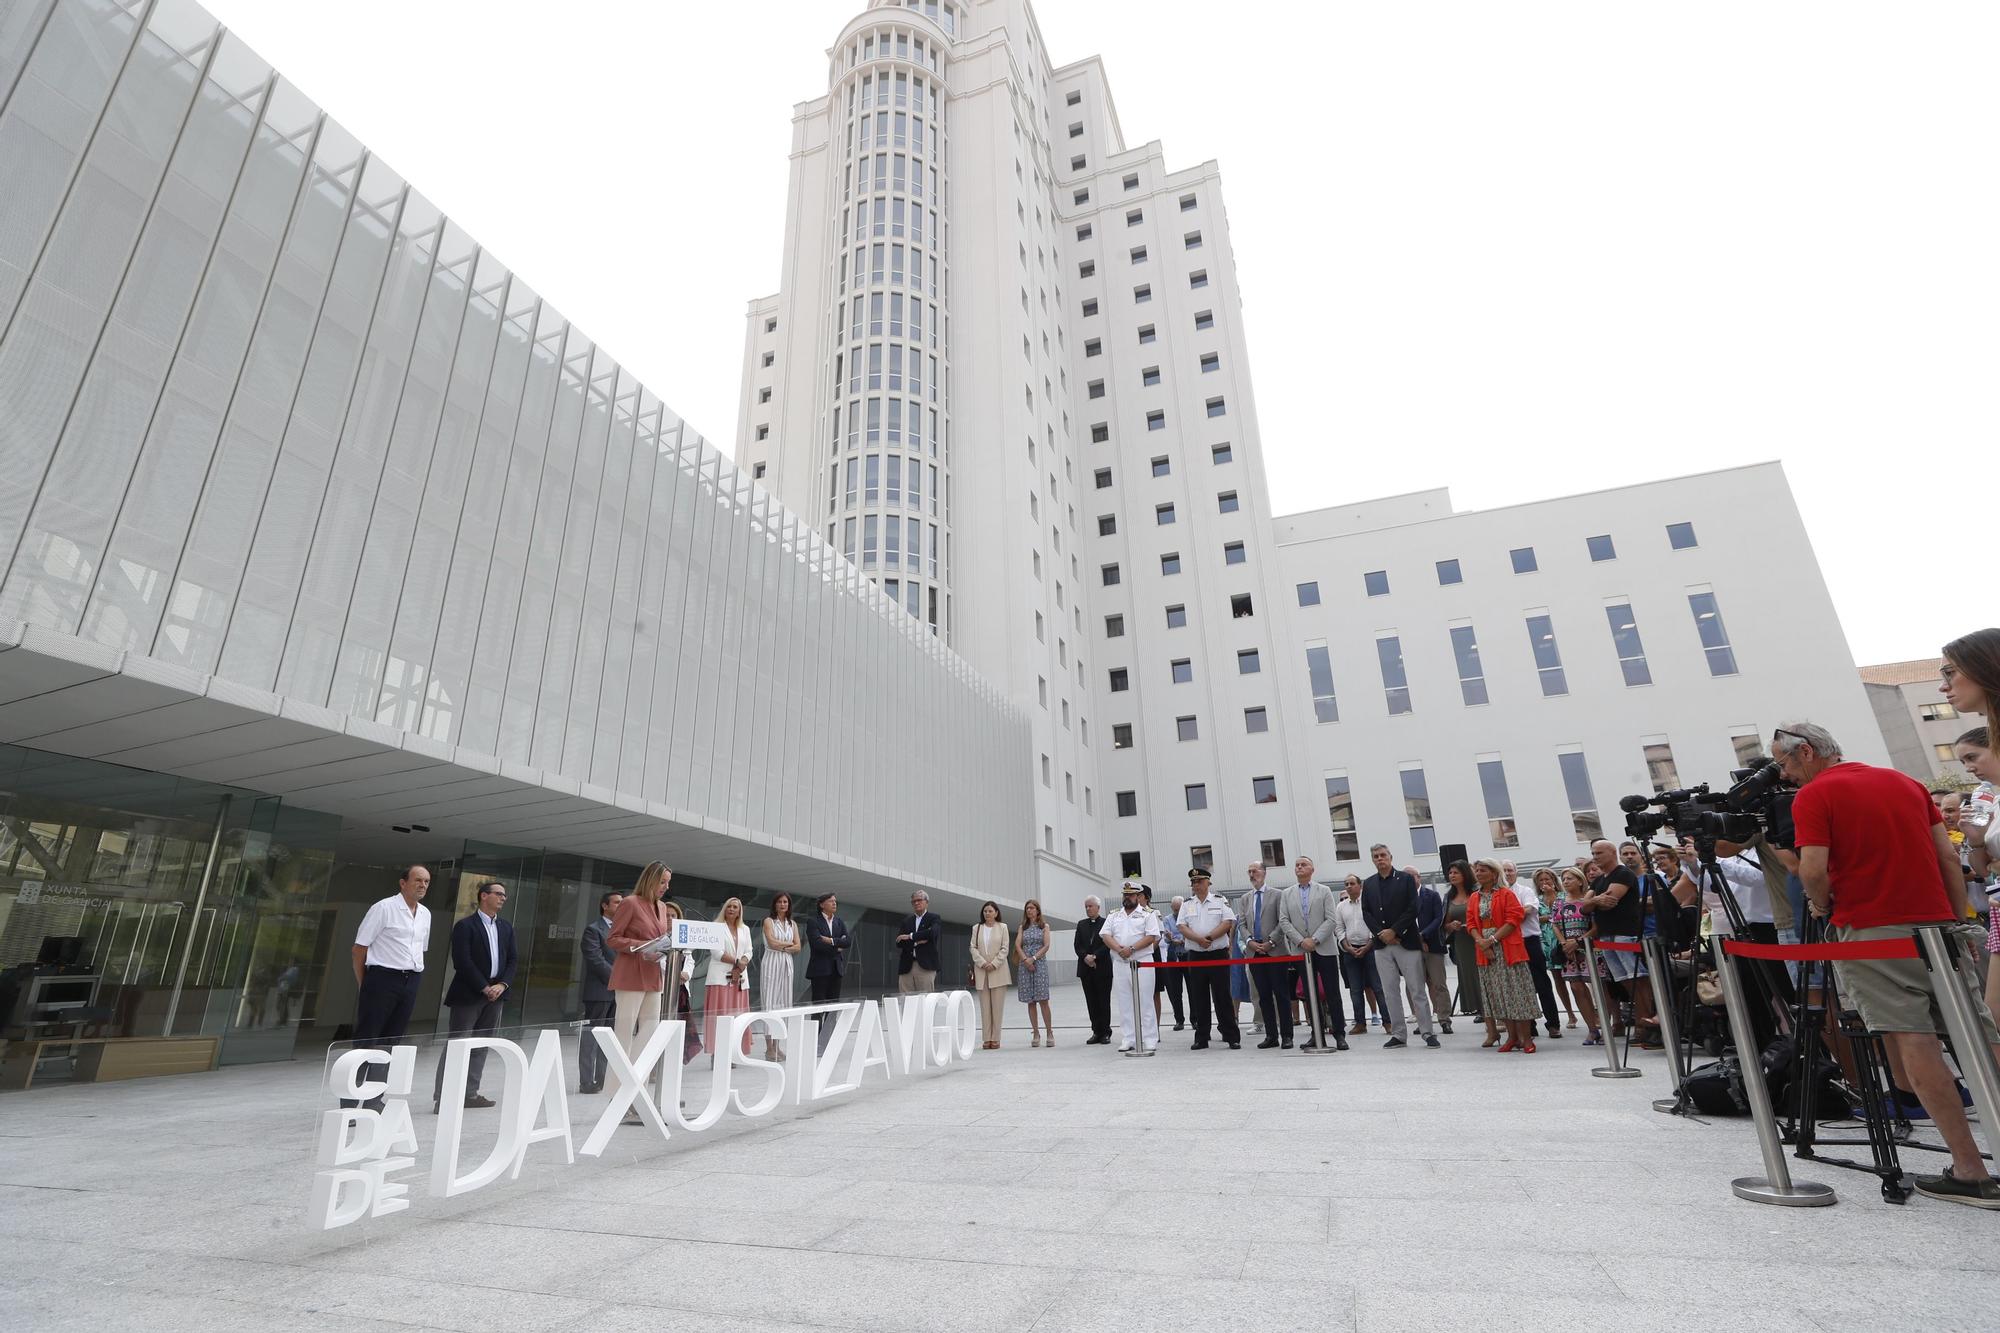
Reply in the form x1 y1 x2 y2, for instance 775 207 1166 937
1123 959 1155 1057
1644 935 1687 1110
1916 925 2000 1166
1715 938 1835 1206
1585 941 1640 1079
1300 953 1330 1055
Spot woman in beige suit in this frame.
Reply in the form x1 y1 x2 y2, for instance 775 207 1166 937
971 900 1011 1049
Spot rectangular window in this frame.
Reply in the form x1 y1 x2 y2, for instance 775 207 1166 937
1146 410 1165 431
1116 790 1138 817
1176 715 1198 741
1237 648 1261 674
1133 284 1152 303
1731 730 1764 767
1605 602 1651 686
1325 773 1359 860
1105 613 1125 638
1245 706 1269 733
1510 546 1538 575
1127 208 1144 226
1217 490 1239 514
1165 604 1187 628
1129 245 1147 264
1185 783 1208 811
1101 563 1120 586
1141 366 1161 387
1200 352 1219 373
1645 739 1681 793
1205 396 1226 418
1363 570 1389 597
1151 455 1171 477
1918 702 1959 722
1436 558 1462 585
1587 534 1617 562
1137 324 1156 344
1667 521 1697 550
1689 589 1738 675
1377 636 1412 715
1477 756 1519 849
1171 658 1193 684
1525 613 1567 696
1094 467 1113 489
1087 379 1104 399
1449 624 1488 706
1252 775 1278 804
1108 668 1129 692
1194 309 1215 331
1155 502 1175 525
1401 766 1438 855
1082 298 1098 317
1211 442 1232 464
1161 552 1181 575
1190 270 1209 289
1124 174 1140 190
1557 749 1601 841
1092 423 1110 443
1185 230 1203 250
1229 593 1253 618
1259 838 1287 867
1113 723 1133 748
1084 337 1101 357
1297 581 1321 606
1120 851 1142 879
1098 514 1117 536
1223 541 1245 565
1306 643 1339 723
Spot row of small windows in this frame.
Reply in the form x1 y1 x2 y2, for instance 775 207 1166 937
834 342 941 399
841 237 943 297
829 397 944 458
845 17 952 71
1085 353 1222 398
832 454 942 515
845 197 942 252
845 70 943 117
1076 270 1208 319
1293 523 1704 606
1116 772 1279 819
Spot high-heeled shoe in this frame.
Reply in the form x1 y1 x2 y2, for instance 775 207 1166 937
1031 1033 1042 1047
1521 1041 1537 1054
1482 1033 1499 1048
1497 1039 1519 1053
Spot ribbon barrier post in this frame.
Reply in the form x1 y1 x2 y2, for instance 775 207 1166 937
1583 940 1641 1079
1642 934 1688 1111
1914 926 2000 1166
1715 937 1836 1207
1299 951 1330 1056
1124 958 1155 1058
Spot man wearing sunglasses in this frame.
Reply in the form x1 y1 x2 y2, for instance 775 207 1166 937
1781 720 2000 1209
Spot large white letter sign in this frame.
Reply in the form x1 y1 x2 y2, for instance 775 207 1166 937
844 1001 893 1087
430 1038 530 1198
579 1019 680 1157
879 995 928 1076
511 1029 574 1179
309 1045 419 1230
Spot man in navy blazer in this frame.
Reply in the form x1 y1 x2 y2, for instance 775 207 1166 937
431 880 518 1112
804 892 852 1053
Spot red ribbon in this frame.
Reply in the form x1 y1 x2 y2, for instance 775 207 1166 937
1138 954 1304 969
1722 938 1919 962
1590 940 1644 954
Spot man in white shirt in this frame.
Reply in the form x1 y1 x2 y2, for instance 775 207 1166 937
347 863 433 1110
1504 861 1563 1040
1331 877 1382 1038
1176 869 1240 1050
1100 880 1161 1052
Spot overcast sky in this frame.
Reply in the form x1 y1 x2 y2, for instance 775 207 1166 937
199 0 1997 667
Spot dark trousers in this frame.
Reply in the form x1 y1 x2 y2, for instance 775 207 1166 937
1082 964 1113 1039
1183 947 1239 1044
1155 954 1186 1024
808 972 843 1052
432 995 503 1106
579 998 614 1090
1299 951 1346 1036
1524 935 1562 1031
1251 954 1295 1041
1339 947 1383 1021
345 966 421 1106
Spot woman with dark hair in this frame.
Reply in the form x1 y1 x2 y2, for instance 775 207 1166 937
1441 861 1487 1043
1942 629 2000 727
1552 866 1604 1044
971 900 1011 1049
759 891 799 1061
1015 899 1053 1046
1469 858 1539 1052
1532 867 1578 1029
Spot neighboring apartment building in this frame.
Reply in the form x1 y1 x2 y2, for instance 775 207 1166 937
740 0 1887 890
1862 658 1971 785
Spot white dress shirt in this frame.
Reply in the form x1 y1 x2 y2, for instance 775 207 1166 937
1509 883 1542 938
1331 894 1371 947
1101 906 1160 962
355 895 431 971
1177 893 1236 949
479 910 500 978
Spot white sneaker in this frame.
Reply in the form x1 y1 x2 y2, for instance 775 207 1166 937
1117 1043 1133 1052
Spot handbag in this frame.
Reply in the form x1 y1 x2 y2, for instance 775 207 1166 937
1695 968 1724 1006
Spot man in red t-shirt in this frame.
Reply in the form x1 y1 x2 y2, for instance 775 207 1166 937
1782 720 2000 1208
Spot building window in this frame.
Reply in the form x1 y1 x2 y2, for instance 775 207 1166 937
1449 624 1488 706
1229 593 1253 618
1200 351 1219 373
1151 455 1171 477
1134 284 1152 303
1165 604 1187 628
1146 410 1165 431
1190 269 1209 289
1161 552 1181 575
1072 156 1087 171
1645 739 1681 793
1477 756 1519 849
1077 222 1094 241
1180 192 1197 211
1171 658 1193 683
1126 208 1144 226
1068 121 1084 138
1256 837 1285 867
1558 749 1602 841
1211 441 1232 464
1223 541 1245 565
1252 775 1278 804
1297 581 1321 607
1101 563 1120 586
764 317 777 333
1237 648 1261 674
1689 589 1738 675
1104 613 1124 638
1190 844 1215 873
1401 766 1438 855
1185 783 1208 811
1435 558 1462 586
1129 245 1148 265
1919 702 1959 721
1587 534 1616 562
1605 602 1651 686
1510 546 1538 574
1324 773 1359 860
1041 754 1051 786
1185 230 1203 250
1141 366 1161 387
1092 422 1110 443
752 462 766 479
1074 188 1090 205
1113 723 1134 748
1082 298 1098 316
1068 90 1082 105
1085 337 1101 357
1205 396 1226 417
1109 668 1129 692
1098 513 1117 536
1116 790 1138 817
755 425 769 441
1363 570 1389 597
1376 636 1412 715
1245 706 1269 733
1217 490 1239 514
1731 731 1764 767
1094 467 1113 489
1306 643 1338 723
1123 173 1140 190
1525 613 1567 696
1194 309 1214 331
1137 324 1156 344
1121 851 1143 878
1176 715 1198 741
1667 521 1698 550
1079 260 1096 279
1155 502 1175 525
1087 378 1104 398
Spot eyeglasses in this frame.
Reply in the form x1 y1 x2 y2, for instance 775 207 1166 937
1771 727 1808 752
1941 663 1960 684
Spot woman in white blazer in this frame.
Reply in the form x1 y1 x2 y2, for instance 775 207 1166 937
703 897 755 1060
971 900 1011 1050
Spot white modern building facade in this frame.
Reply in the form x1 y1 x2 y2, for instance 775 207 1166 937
740 0 1886 893
0 0 1029 1090
1861 658 1971 785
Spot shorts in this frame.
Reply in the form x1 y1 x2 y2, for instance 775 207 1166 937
1831 922 2000 1041
1600 935 1647 982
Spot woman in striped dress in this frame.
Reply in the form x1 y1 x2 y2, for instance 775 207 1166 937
759 891 799 1062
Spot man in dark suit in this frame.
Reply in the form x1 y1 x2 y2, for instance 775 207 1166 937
432 880 518 1111
895 890 942 992
1073 895 1113 1044
804 892 852 1053
578 890 621 1093
1361 845 1438 1049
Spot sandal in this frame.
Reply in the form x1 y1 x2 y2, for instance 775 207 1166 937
1031 1033 1042 1048
1582 1028 1602 1046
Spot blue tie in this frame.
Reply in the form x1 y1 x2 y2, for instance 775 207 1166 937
1254 890 1264 942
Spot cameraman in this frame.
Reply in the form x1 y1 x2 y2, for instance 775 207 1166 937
1779 720 2000 1209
